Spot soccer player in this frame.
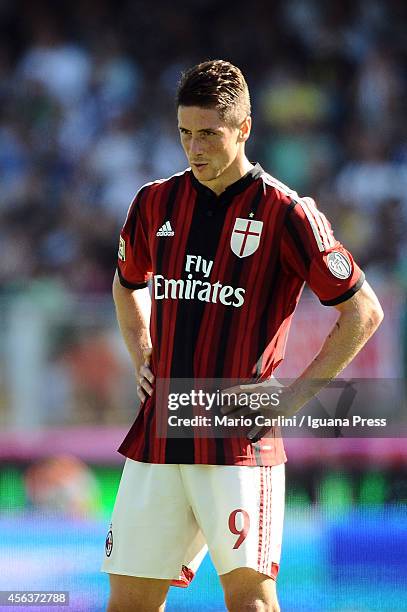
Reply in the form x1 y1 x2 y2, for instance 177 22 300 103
102 60 383 612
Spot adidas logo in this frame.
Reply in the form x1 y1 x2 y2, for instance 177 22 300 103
156 221 175 236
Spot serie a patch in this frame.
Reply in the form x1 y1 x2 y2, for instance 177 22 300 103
118 236 126 262
327 251 352 279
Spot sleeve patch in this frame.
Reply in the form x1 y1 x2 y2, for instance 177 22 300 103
327 251 352 279
118 236 126 262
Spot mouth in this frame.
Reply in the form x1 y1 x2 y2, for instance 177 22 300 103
192 162 208 172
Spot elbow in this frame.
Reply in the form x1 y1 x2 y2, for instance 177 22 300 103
374 302 384 327
368 301 384 335
337 281 384 340
362 281 384 335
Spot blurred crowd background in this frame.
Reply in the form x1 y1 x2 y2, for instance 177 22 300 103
0 0 406 429
1 0 406 294
0 0 406 433
0 3 406 609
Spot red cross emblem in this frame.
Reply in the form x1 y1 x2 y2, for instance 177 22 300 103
231 218 263 258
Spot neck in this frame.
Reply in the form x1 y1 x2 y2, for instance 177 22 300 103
203 156 254 196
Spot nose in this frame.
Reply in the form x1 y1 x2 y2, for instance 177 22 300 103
188 137 204 157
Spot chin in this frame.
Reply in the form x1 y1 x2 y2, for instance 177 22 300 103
193 168 216 181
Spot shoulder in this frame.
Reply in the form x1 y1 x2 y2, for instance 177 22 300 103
258 170 302 206
135 168 191 200
258 170 323 220
124 169 190 224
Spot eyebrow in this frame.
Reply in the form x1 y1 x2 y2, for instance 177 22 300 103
178 126 221 133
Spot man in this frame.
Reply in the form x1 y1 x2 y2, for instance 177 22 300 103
102 60 383 611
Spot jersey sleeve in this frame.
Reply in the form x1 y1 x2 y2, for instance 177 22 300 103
280 196 365 305
117 187 153 289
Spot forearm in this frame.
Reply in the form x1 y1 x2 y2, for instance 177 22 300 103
112 272 152 373
288 282 384 411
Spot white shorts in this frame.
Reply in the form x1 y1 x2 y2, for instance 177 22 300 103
101 459 285 586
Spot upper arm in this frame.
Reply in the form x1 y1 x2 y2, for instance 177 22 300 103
113 269 152 324
113 270 150 302
280 196 365 306
116 188 153 289
112 269 131 297
112 269 136 305
334 279 384 325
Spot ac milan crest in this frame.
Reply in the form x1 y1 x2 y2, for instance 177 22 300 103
105 529 113 557
231 218 263 258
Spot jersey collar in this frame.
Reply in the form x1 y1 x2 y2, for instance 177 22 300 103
189 162 264 202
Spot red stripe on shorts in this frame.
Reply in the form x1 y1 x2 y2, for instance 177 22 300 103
257 467 264 569
171 565 195 588
260 467 269 574
264 467 272 574
261 468 280 582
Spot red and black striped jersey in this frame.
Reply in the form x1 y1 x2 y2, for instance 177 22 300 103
116 164 364 466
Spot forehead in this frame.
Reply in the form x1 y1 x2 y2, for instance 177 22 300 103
177 105 227 130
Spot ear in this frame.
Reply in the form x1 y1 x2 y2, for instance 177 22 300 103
238 116 252 142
